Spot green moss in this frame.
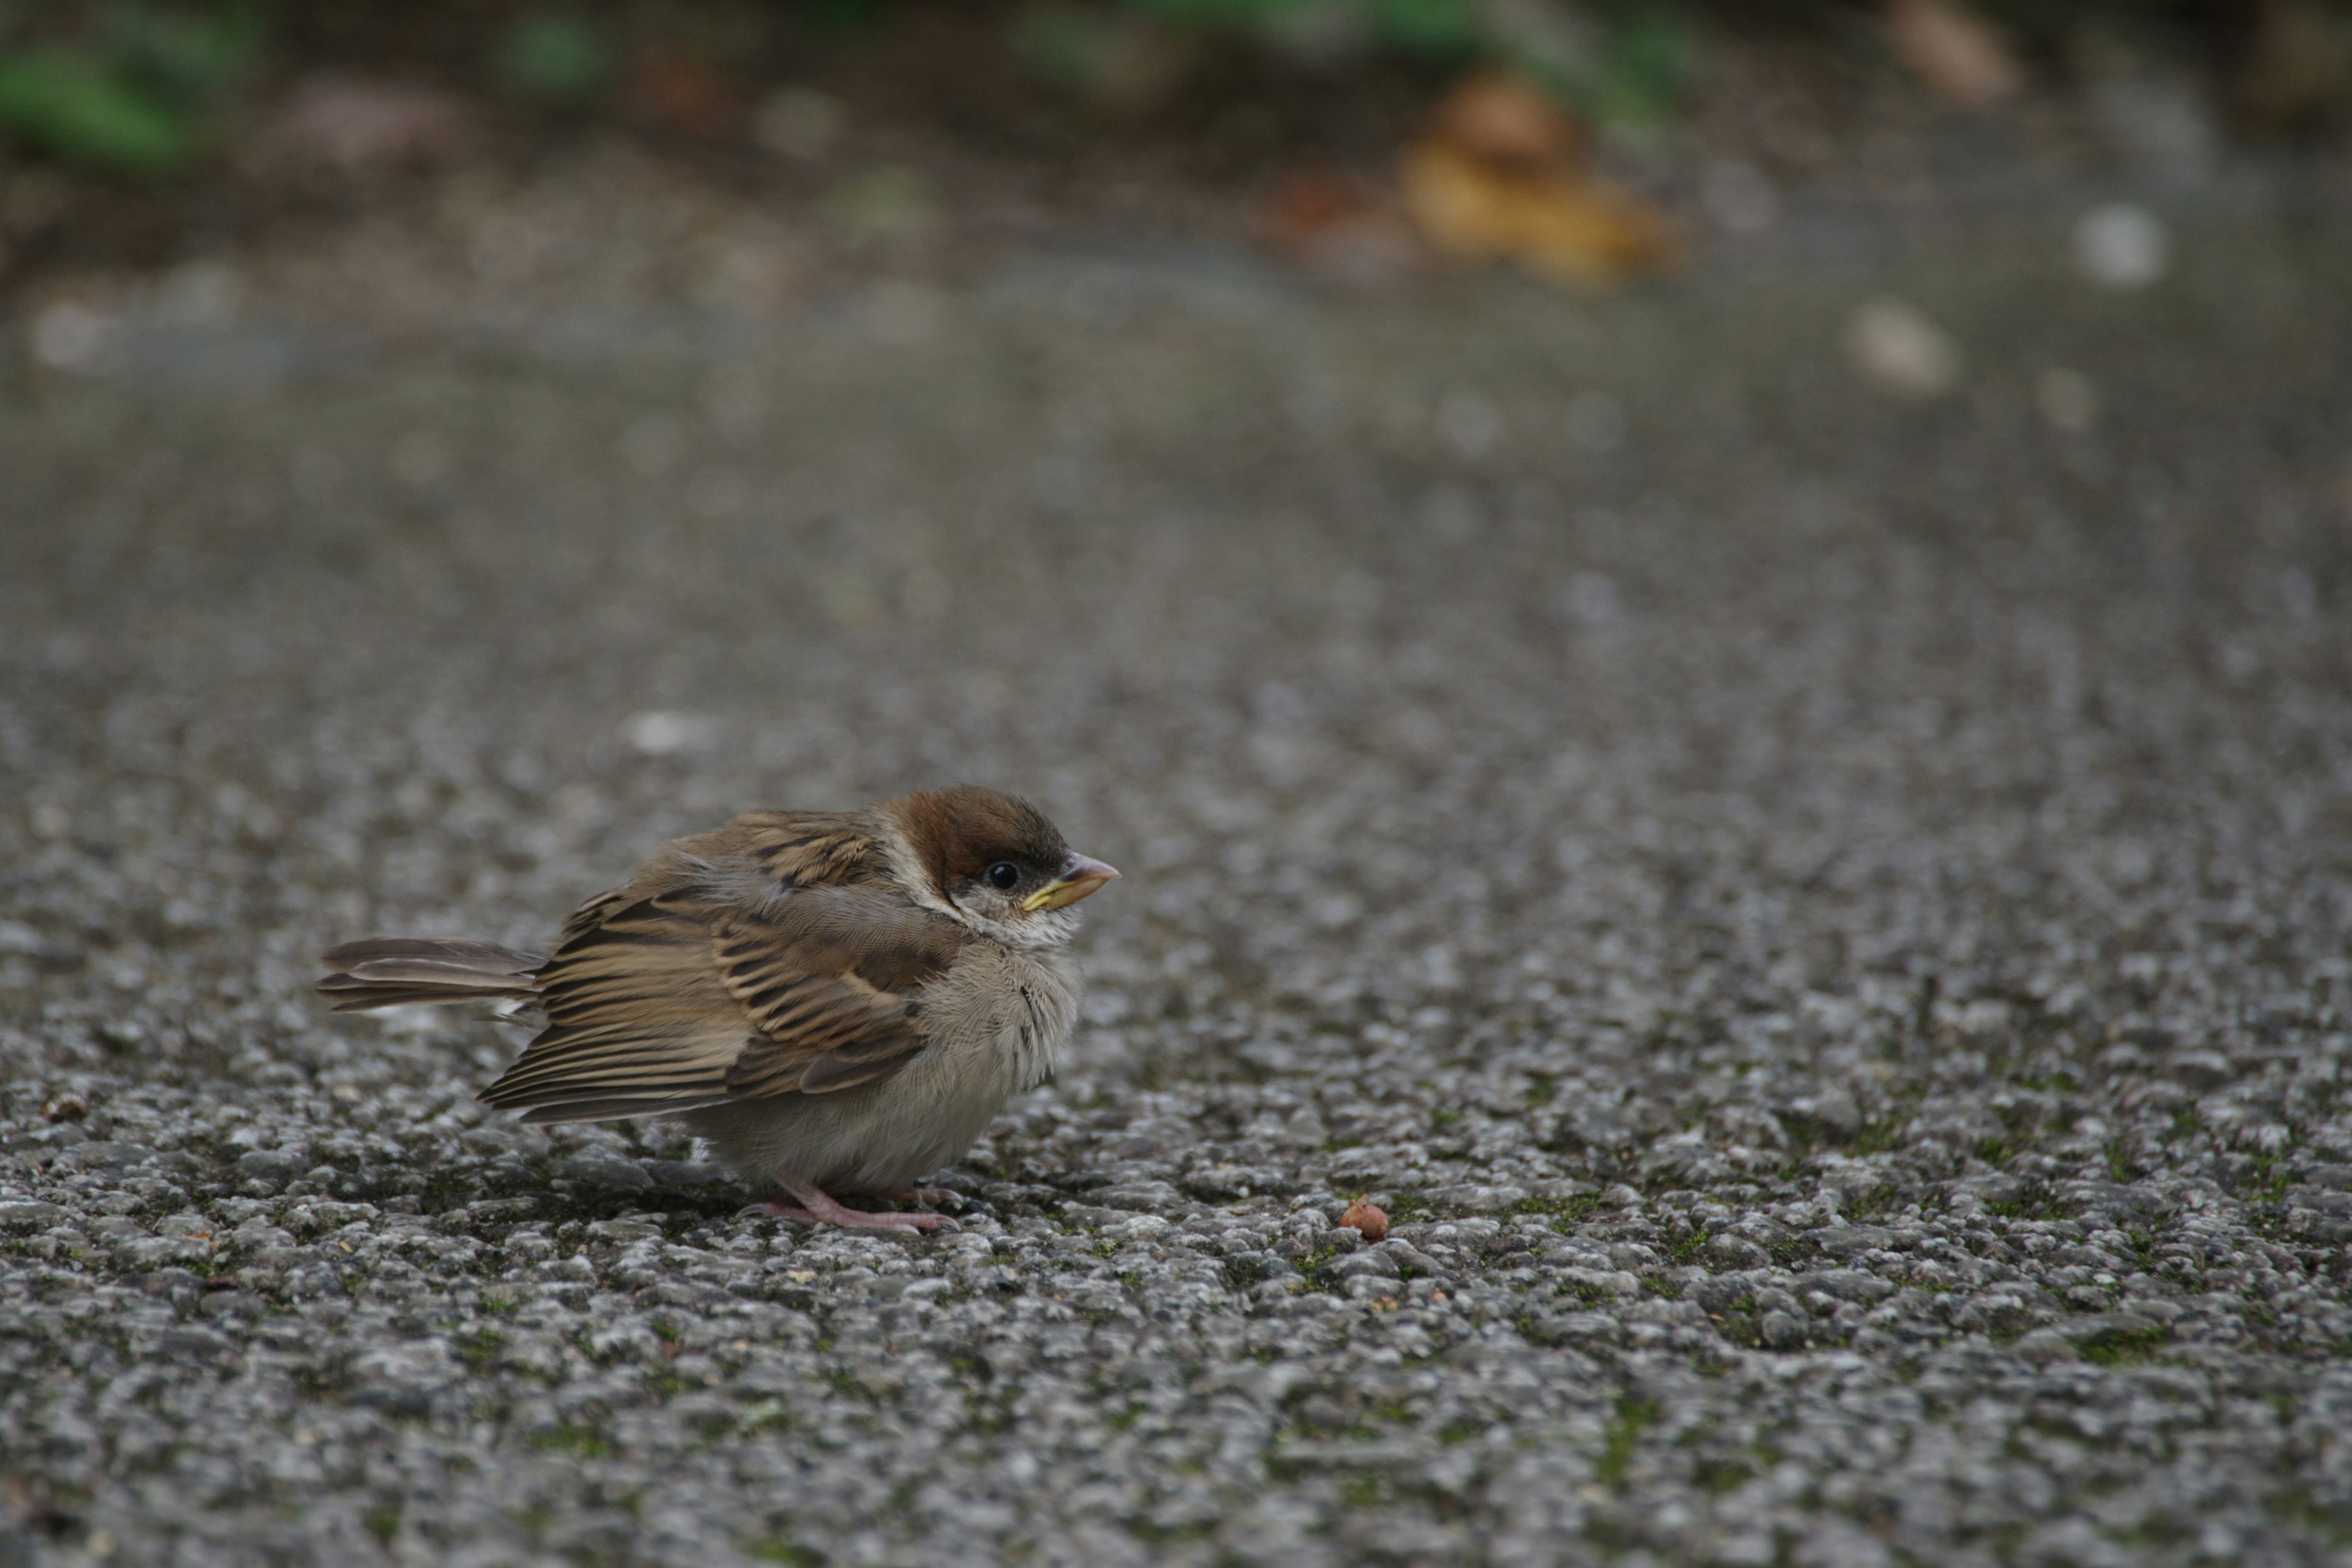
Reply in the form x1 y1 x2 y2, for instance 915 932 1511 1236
2078 1324 2173 1367
1711 1296 1761 1349
363 1505 399 1546
1524 1192 1601 1229
1850 1119 1905 1157
1594 1393 1659 1488
2239 1155 2293 1204
453 1328 504 1372
1382 1191 1430 1219
1692 1457 1751 1494
527 1422 611 1458
1661 1226 1708 1266
745 1540 827 1566
738 1398 793 1435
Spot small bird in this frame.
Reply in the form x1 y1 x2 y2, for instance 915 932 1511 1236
317 785 1118 1231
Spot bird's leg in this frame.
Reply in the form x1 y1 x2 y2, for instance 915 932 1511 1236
739 1170 948 1231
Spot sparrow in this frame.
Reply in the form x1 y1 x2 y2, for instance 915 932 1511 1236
316 785 1118 1231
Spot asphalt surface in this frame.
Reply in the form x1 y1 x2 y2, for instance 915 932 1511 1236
3 186 2351 1568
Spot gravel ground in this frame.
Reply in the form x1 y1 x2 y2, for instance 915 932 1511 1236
2 181 2351 1567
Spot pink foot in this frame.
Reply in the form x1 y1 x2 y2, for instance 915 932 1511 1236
738 1185 949 1231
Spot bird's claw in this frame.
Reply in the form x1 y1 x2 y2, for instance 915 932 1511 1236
738 1198 951 1232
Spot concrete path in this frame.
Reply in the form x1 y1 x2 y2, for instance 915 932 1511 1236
2 191 2350 1566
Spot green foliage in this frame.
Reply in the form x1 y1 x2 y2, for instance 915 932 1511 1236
1553 9 1691 125
498 12 612 102
1356 0 1484 59
0 3 260 175
108 2 261 99
0 47 186 171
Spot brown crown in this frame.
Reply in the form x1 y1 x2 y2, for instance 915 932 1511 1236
888 785 1071 897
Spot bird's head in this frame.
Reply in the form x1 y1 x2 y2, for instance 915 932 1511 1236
880 785 1119 948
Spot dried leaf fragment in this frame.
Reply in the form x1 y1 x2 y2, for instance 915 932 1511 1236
1401 141 1676 289
1399 69 1676 290
1259 165 1422 287
1341 1197 1390 1242
1425 70 1585 168
1885 0 2021 108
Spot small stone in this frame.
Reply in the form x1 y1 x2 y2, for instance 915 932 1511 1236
42 1090 89 1123
1845 298 1962 399
2073 203 2170 290
2037 368 2098 431
2012 1329 2079 1362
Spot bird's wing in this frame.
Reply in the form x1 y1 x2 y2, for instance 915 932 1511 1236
477 812 963 1123
714 886 968 1098
477 888 748 1123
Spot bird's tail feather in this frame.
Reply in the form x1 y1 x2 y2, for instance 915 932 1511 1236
317 938 544 1013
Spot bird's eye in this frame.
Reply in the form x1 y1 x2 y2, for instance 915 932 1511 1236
986 862 1021 891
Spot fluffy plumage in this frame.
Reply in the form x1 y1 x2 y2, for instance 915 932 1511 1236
315 785 1117 1229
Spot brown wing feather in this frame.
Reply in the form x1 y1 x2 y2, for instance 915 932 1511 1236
715 886 968 1098
479 891 745 1122
473 810 959 1123
316 938 543 1012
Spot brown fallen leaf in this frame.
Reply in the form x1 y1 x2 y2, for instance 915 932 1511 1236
1399 69 1675 290
627 50 748 141
1884 0 2021 109
1400 140 1676 289
1425 69 1586 168
1259 165 1422 287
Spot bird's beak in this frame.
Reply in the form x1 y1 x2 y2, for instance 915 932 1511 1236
1023 854 1121 912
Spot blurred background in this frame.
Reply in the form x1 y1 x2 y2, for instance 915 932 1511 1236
1 0 2348 347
